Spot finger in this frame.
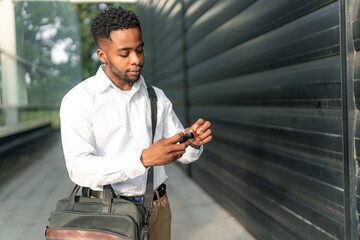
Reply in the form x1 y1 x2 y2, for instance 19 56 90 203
166 132 185 144
184 127 190 134
193 135 213 146
169 141 189 152
170 149 186 158
196 121 211 135
192 129 212 145
200 135 212 145
183 140 191 148
198 129 212 141
190 118 205 133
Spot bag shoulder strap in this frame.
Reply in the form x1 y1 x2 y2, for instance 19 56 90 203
147 85 157 143
144 85 157 209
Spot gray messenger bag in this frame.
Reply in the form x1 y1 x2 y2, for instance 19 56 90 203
45 85 158 240
45 184 148 240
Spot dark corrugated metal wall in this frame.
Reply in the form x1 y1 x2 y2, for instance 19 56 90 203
137 0 360 239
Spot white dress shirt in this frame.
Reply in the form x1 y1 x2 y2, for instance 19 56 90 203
60 66 202 196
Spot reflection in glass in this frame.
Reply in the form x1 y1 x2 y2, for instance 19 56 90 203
0 53 2 125
14 1 82 104
0 1 81 131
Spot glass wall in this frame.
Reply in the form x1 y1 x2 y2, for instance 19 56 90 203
0 0 82 134
0 51 2 125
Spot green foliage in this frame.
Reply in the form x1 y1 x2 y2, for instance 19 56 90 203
51 115 61 130
72 3 137 80
14 1 82 104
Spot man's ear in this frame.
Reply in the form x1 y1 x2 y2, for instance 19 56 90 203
97 48 107 64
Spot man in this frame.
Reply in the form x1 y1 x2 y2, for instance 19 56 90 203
60 7 212 240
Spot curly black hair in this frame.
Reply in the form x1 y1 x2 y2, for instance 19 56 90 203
91 7 141 46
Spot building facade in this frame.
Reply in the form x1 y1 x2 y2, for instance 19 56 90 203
137 0 360 239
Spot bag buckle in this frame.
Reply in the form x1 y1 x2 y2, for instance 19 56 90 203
144 209 152 224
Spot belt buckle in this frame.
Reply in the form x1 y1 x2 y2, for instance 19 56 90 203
134 197 144 203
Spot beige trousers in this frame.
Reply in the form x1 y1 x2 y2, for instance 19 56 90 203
148 192 172 240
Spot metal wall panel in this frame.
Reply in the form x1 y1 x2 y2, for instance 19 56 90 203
350 0 360 239
137 0 360 239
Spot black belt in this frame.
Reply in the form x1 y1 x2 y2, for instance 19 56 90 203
86 183 166 203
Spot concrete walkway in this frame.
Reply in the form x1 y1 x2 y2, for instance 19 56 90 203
0 132 255 240
166 163 255 240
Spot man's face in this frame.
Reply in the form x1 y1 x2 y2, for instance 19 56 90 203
97 27 144 90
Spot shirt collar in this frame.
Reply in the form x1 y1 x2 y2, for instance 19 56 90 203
95 65 147 93
95 65 112 93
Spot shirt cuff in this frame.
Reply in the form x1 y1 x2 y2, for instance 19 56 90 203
187 144 203 155
118 151 146 180
177 145 203 164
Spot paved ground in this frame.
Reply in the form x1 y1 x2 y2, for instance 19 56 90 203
166 164 255 240
0 131 255 240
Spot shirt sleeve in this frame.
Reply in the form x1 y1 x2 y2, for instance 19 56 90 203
158 89 203 164
60 93 146 190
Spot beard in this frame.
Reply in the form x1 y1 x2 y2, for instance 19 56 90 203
122 71 141 86
108 64 142 87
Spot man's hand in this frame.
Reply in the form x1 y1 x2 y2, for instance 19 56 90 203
186 118 212 146
141 132 190 167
